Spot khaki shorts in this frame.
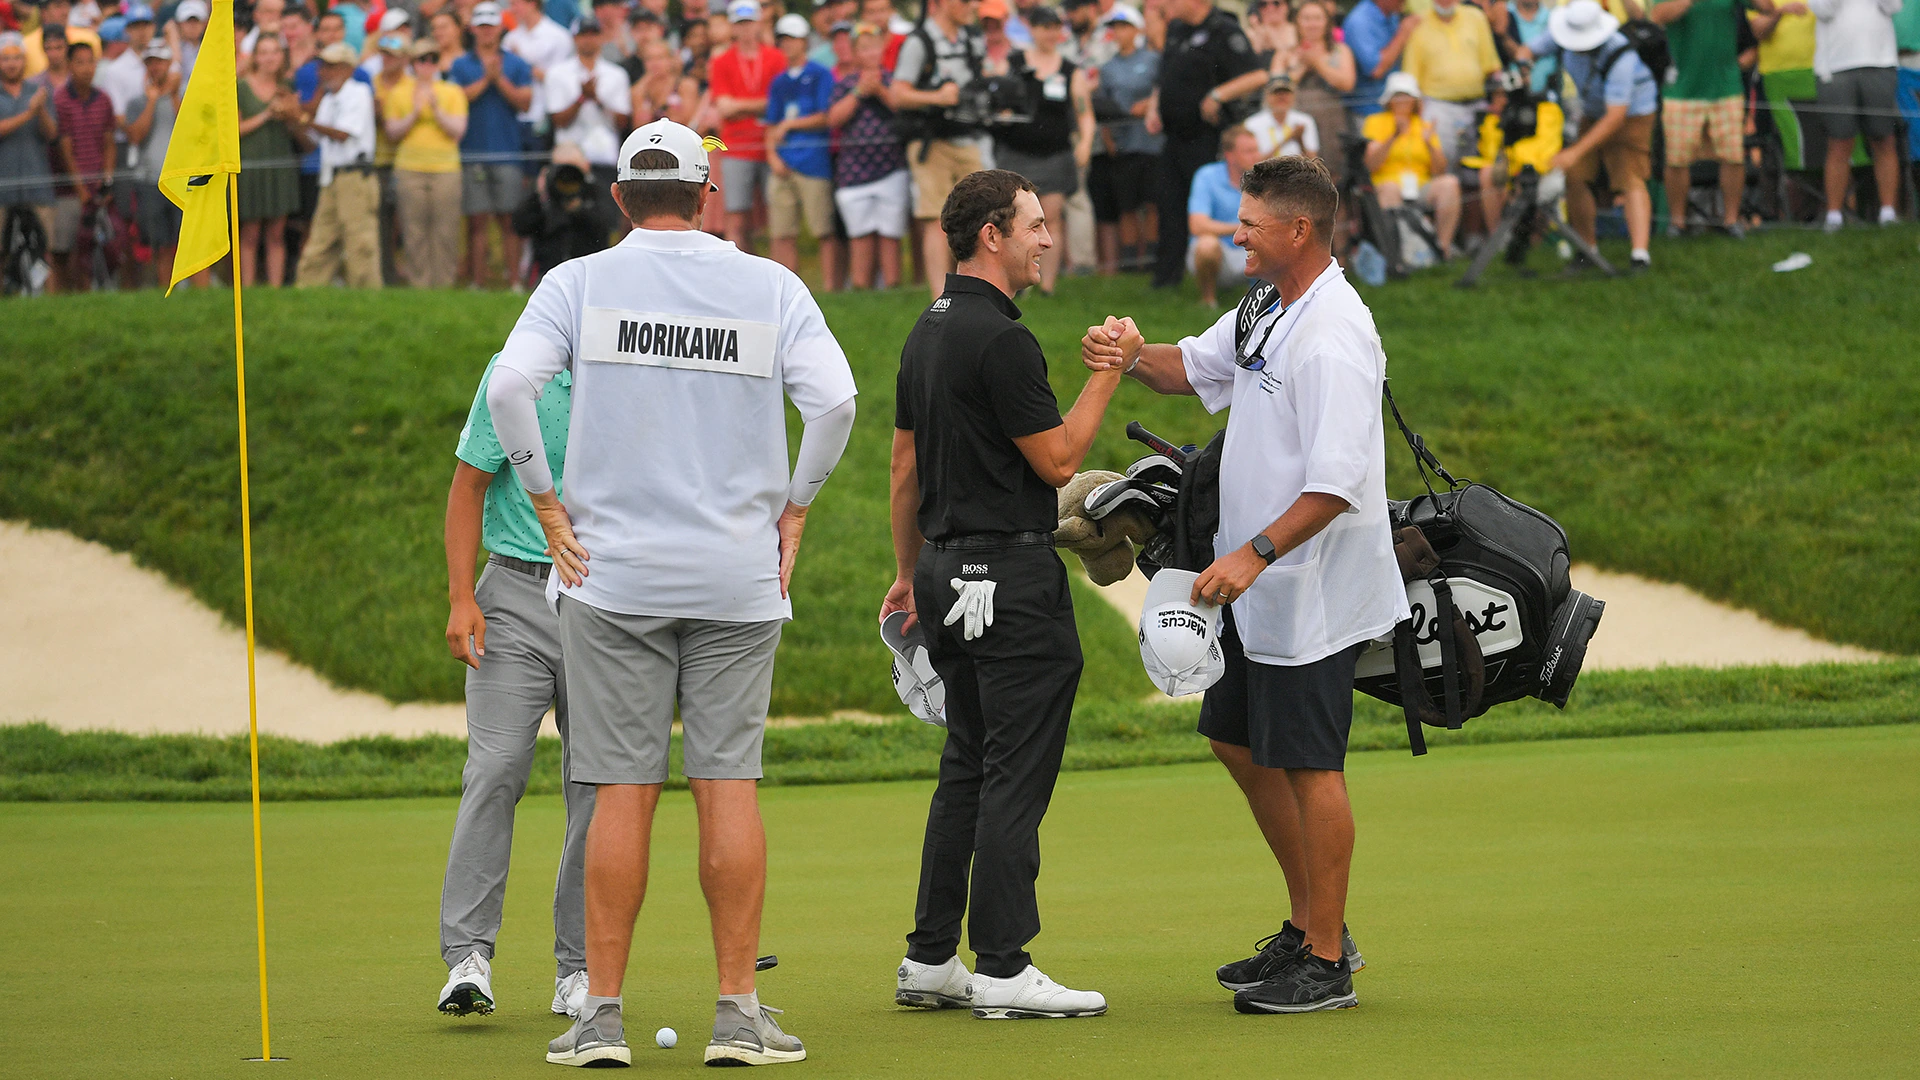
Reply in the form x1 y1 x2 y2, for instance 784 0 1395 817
1661 95 1745 167
1569 112 1655 191
767 169 835 240
50 196 81 254
907 138 985 221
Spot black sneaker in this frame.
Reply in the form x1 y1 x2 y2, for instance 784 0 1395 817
1233 951 1357 1014
1217 923 1365 991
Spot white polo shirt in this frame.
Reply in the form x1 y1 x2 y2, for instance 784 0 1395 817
1180 258 1409 666
504 14 576 122
494 227 858 623
544 54 632 166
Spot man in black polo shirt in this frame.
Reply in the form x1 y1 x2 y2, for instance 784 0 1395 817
882 169 1123 1020
1148 0 1268 289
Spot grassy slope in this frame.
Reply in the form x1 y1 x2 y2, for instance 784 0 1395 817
5 659 1917 800
2 725 1916 1078
1 228 1914 716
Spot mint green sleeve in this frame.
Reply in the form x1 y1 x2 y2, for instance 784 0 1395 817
454 357 507 474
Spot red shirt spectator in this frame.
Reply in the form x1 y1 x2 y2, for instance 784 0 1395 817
54 66 114 197
707 36 783 158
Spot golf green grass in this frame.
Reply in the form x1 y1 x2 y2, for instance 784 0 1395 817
3 227 1915 716
4 725 1914 1078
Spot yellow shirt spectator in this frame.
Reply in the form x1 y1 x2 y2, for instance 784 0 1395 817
1471 98 1565 177
1401 3 1501 102
1753 8 1815 74
384 75 468 174
24 25 104 77
1362 110 1443 187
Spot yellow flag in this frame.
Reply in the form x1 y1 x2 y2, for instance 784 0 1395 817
159 0 241 292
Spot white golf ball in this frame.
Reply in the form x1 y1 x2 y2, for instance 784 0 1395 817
655 1027 677 1049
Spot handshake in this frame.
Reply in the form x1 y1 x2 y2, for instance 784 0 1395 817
1080 316 1146 374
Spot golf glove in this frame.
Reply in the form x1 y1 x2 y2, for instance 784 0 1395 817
945 578 997 641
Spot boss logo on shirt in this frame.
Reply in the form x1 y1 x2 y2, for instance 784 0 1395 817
582 307 778 379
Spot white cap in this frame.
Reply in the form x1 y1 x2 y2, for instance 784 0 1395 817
1548 0 1620 53
1103 4 1144 28
470 1 505 25
1138 570 1226 697
378 8 412 32
773 12 810 38
615 119 723 189
727 0 761 22
174 0 209 20
881 612 946 727
1378 70 1421 106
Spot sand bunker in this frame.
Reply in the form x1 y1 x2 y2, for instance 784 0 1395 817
0 522 1887 743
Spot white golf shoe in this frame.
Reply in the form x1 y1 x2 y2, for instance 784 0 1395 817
969 965 1106 1019
437 951 495 1016
552 970 588 1017
896 956 973 1009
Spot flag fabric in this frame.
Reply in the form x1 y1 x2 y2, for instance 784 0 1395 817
159 0 241 292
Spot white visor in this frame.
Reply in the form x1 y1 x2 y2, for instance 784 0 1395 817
1138 569 1226 697
615 119 725 190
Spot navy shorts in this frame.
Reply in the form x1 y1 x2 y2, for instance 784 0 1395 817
1197 607 1365 771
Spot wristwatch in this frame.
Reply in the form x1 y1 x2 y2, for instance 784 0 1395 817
1250 534 1278 565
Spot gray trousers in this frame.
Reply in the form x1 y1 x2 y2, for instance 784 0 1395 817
440 557 597 977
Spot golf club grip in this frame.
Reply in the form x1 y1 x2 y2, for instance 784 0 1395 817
755 955 778 971
1126 421 1181 460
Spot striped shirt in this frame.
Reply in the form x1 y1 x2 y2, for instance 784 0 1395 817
54 82 116 196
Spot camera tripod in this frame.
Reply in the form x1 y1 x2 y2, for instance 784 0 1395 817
1455 166 1616 288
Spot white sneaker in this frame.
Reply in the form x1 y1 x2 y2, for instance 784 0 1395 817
896 956 973 1009
969 965 1106 1019
552 970 588 1017
437 950 495 1016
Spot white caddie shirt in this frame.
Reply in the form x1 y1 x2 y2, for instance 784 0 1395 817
496 227 858 623
312 79 377 184
544 54 632 166
1179 258 1410 666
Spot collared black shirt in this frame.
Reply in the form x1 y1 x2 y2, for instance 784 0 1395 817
1157 6 1261 140
895 274 1064 541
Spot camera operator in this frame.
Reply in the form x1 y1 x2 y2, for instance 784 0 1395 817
1469 68 1561 234
888 0 991 299
510 144 608 282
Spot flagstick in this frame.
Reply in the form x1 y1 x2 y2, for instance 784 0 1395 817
228 172 274 1064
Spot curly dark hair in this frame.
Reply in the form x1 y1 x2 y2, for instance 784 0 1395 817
941 170 1038 263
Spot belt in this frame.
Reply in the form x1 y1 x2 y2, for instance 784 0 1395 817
490 553 552 580
333 162 376 175
929 531 1055 551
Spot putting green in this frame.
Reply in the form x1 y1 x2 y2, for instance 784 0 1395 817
3 726 1915 1078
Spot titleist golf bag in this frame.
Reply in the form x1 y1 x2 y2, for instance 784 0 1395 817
1119 281 1604 755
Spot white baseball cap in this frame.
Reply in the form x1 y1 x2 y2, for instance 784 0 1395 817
773 12 810 38
1138 569 1226 697
1103 4 1144 28
727 0 761 22
881 612 947 727
470 1 505 26
1548 0 1620 53
615 118 723 189
174 0 209 21
1378 70 1421 106
378 8 412 32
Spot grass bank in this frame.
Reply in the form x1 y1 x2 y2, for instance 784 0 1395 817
4 660 1915 801
4 725 1915 1078
2 227 1914 716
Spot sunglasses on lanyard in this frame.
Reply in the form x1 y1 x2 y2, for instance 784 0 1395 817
1235 297 1296 371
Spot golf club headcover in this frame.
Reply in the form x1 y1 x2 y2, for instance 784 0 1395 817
1055 471 1163 586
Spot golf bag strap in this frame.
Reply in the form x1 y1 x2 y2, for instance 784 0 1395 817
1393 620 1430 756
1432 573 1465 730
1382 382 1460 492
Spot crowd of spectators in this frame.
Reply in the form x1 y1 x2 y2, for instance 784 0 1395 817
0 0 1915 296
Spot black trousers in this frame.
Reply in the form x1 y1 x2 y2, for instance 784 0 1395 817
1152 131 1225 288
906 542 1083 978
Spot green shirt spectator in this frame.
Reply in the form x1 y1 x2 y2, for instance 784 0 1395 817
456 355 572 564
1661 0 1744 100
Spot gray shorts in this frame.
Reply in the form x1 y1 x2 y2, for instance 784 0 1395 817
721 156 770 214
557 596 783 785
1817 66 1899 141
462 162 527 216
